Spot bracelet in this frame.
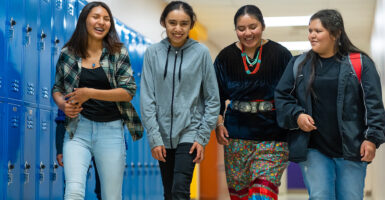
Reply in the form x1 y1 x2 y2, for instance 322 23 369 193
216 123 224 128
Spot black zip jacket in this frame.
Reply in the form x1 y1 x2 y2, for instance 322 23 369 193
275 53 385 162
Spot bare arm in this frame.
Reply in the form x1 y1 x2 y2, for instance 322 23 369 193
64 87 132 107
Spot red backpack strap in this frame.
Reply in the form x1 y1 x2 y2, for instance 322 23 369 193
349 52 362 83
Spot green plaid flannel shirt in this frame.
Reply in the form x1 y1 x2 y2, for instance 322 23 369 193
52 46 143 141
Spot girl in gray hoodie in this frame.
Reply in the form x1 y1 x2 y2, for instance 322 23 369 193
140 1 220 199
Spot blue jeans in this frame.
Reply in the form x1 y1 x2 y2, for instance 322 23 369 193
63 115 126 200
299 148 367 200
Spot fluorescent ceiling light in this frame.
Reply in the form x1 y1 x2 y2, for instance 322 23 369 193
278 41 311 51
265 16 311 27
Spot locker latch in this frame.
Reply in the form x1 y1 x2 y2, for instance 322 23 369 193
24 161 31 184
39 161 46 183
54 36 60 55
51 162 59 181
8 18 16 40
8 161 14 186
24 24 32 46
39 30 46 50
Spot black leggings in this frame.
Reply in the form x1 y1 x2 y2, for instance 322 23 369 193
159 143 197 200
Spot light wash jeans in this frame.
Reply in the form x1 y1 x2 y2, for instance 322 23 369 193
63 115 126 200
299 148 367 200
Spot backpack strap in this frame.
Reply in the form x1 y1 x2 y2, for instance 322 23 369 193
348 52 362 83
293 53 307 80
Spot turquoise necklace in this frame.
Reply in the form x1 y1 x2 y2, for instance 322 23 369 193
241 40 263 74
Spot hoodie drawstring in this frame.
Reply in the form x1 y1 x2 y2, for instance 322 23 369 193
163 45 171 79
178 49 184 81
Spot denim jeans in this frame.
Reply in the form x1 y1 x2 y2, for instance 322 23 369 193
299 148 367 200
159 143 197 200
63 115 126 200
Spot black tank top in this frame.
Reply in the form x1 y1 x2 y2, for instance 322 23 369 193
78 67 121 122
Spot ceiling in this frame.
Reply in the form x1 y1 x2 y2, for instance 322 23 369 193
165 0 376 53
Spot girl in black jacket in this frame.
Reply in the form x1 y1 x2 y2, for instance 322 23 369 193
275 9 385 200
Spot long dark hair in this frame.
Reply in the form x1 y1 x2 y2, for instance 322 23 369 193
234 5 265 28
299 9 366 96
64 1 122 58
160 1 196 29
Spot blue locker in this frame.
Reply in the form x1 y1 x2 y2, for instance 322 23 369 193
38 0 53 108
5 102 22 200
120 25 138 200
0 0 6 98
52 0 65 99
77 0 87 16
0 100 4 199
125 129 139 200
5 0 24 101
51 1 66 197
22 106 37 200
22 0 39 105
85 163 98 200
64 0 77 41
38 109 52 200
50 108 65 200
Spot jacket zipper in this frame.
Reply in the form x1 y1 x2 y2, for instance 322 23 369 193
359 80 369 138
170 50 178 149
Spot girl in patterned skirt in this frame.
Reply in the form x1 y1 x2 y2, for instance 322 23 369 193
214 5 292 200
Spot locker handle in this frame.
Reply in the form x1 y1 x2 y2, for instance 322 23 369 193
55 38 60 44
53 163 59 169
10 18 16 26
8 163 14 170
25 162 31 169
26 25 32 33
40 162 46 169
41 32 47 39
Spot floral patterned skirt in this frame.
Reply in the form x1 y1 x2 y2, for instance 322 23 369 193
224 139 289 200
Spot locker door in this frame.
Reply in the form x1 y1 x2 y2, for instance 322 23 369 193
77 0 87 16
85 163 97 199
52 0 65 101
22 106 37 200
0 100 4 199
0 0 6 98
5 0 24 101
38 0 53 107
64 0 77 40
5 103 22 200
22 0 38 105
125 127 138 200
50 108 65 200
38 109 51 200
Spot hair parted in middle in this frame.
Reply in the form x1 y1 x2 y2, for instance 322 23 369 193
160 1 197 29
234 5 265 28
64 1 122 58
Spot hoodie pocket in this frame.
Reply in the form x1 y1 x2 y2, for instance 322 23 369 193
156 105 191 137
172 105 192 135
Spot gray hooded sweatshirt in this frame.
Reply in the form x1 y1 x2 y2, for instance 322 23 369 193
140 38 220 149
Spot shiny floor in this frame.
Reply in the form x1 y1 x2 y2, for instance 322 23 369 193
278 192 373 200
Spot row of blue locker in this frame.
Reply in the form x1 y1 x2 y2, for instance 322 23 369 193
0 0 149 107
0 99 164 200
0 0 162 199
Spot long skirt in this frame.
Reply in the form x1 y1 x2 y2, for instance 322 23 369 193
224 139 289 200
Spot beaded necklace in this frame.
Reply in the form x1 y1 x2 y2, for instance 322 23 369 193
241 40 263 74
